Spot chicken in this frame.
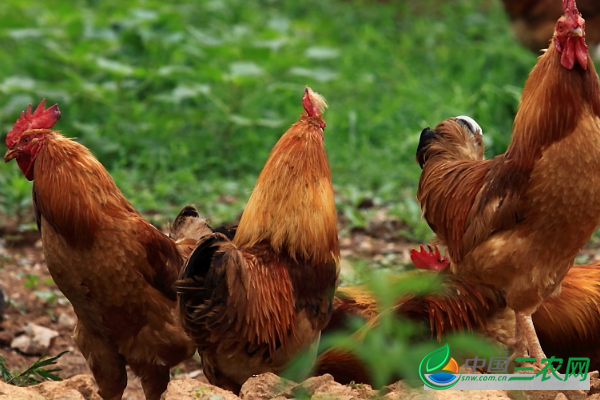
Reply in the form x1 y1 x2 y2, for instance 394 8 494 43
317 246 600 385
3 100 195 400
415 0 600 364
175 88 340 393
501 0 600 56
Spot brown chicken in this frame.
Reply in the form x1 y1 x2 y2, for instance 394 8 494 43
416 0 600 364
3 100 195 400
317 246 600 385
175 88 340 393
501 0 600 55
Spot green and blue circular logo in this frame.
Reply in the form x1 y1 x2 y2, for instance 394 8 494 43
419 343 460 390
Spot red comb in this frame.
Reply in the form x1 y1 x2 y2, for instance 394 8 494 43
303 87 320 117
410 245 450 272
563 0 580 17
6 99 61 148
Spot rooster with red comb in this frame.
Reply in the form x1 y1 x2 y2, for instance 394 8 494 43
415 0 600 369
175 87 339 393
4 100 61 179
4 101 194 400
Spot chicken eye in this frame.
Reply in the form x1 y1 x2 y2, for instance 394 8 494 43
557 22 564 32
23 137 29 144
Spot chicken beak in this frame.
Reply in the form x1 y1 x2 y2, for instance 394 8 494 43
4 148 17 163
571 27 583 37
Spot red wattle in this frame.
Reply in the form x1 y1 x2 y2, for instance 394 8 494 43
561 37 576 69
575 39 588 70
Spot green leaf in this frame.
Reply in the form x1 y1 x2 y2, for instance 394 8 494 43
0 76 36 92
304 46 340 60
95 58 134 76
228 61 264 78
288 67 337 82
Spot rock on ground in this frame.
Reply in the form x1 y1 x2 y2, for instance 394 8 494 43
10 322 59 355
166 378 240 400
0 374 99 400
239 372 296 400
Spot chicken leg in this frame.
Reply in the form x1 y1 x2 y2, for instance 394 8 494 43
510 313 528 359
516 312 547 364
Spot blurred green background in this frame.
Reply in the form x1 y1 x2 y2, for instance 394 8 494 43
0 0 537 233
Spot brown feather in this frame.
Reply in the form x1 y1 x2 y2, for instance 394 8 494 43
33 133 132 248
233 114 340 266
506 42 600 166
395 272 506 340
170 205 213 242
29 131 194 400
316 271 506 386
324 286 379 333
534 262 600 369
170 205 214 259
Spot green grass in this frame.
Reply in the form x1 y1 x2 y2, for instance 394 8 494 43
0 0 536 230
0 351 67 386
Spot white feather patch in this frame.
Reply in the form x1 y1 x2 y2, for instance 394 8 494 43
456 115 483 136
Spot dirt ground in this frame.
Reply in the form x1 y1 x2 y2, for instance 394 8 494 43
1 213 599 400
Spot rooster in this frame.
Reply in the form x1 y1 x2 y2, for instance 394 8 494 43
3 100 195 400
175 88 340 393
415 0 600 365
317 246 600 385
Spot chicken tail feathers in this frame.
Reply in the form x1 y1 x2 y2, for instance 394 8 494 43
175 233 232 345
396 273 506 340
416 127 440 168
171 205 212 242
176 205 200 219
178 233 226 282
